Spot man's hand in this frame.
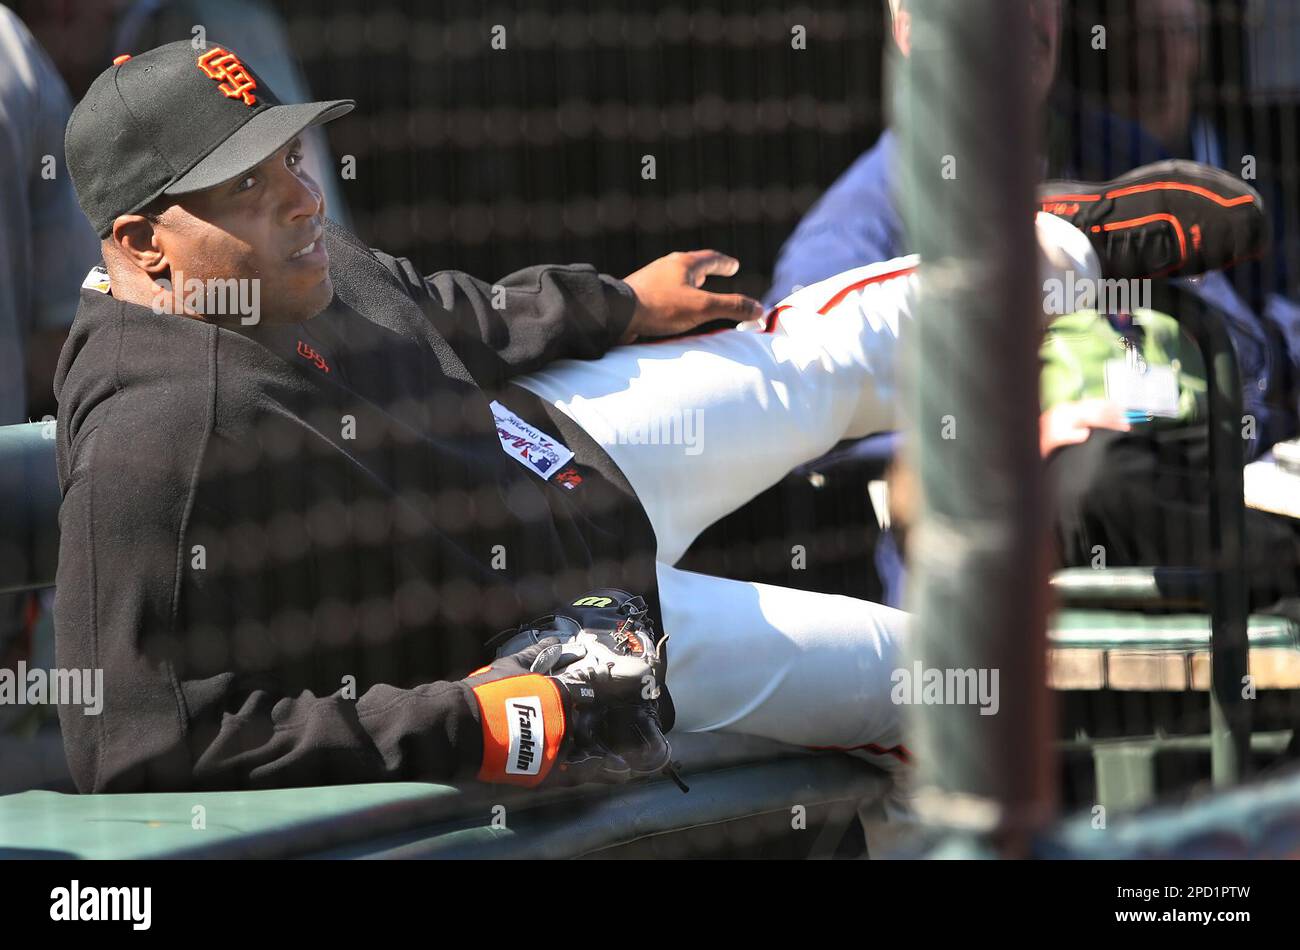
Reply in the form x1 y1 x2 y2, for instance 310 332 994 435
620 250 765 343
486 588 682 789
1040 399 1132 457
465 638 636 787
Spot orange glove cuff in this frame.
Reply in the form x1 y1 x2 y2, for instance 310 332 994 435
471 673 566 786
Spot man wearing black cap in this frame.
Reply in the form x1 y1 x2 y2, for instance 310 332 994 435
60 38 1232 797
56 38 749 793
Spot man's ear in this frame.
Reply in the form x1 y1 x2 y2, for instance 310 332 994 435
893 9 912 57
109 214 169 277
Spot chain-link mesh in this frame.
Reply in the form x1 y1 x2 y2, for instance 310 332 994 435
2 0 1300 860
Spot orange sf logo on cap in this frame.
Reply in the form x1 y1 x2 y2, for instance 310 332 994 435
196 47 258 107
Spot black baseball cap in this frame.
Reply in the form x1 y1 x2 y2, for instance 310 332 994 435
66 40 354 237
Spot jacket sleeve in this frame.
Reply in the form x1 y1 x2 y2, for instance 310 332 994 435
177 673 484 792
376 251 639 390
53 421 489 793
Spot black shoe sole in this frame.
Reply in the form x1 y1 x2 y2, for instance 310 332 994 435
1039 160 1267 280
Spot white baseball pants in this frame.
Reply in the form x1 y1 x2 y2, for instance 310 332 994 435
514 213 1097 773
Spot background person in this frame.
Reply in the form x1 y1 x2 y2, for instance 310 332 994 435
0 4 99 706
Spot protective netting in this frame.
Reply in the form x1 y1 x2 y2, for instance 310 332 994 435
2 0 1300 859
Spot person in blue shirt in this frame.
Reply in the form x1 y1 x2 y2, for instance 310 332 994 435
767 0 1300 610
769 0 1063 304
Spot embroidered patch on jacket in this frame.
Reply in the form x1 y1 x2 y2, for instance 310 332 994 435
489 400 575 481
295 340 330 373
553 466 584 491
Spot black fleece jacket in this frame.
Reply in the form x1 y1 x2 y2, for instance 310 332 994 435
52 219 662 793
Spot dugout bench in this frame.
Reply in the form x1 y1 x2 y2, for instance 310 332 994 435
0 420 890 859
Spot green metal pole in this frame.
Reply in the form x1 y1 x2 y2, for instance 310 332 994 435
893 0 1056 854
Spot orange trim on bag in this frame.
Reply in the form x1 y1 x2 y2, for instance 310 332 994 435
1041 201 1082 217
473 673 565 787
1039 192 1103 203
1095 212 1188 276
1104 180 1256 208
1041 182 1255 209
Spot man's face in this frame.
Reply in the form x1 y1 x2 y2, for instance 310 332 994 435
149 138 332 325
1126 0 1201 148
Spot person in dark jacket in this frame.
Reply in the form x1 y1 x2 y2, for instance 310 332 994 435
55 41 917 793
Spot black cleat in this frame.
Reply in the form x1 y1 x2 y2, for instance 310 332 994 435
1039 160 1266 280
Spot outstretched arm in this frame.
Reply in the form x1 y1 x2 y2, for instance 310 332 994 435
378 249 762 390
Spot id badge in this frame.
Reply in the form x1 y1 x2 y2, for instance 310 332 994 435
1103 360 1180 419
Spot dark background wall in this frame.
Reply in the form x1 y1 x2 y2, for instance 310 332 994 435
15 1 1300 301
295 2 888 298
